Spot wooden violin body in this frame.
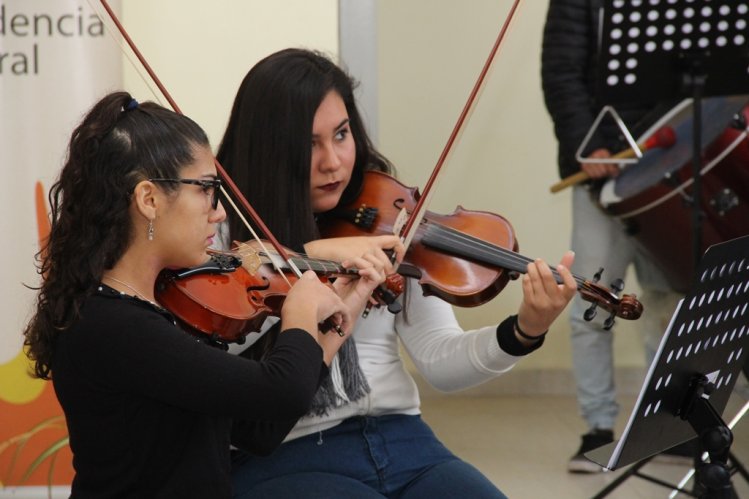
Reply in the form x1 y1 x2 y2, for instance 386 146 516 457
320 171 518 307
320 171 643 323
155 242 356 343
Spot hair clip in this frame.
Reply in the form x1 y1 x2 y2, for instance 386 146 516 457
125 98 139 111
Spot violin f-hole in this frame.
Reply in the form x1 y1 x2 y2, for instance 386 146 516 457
246 277 271 293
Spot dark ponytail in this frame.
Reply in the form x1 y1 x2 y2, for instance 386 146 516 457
23 91 209 379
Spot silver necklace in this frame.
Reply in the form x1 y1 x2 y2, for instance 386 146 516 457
101 275 160 308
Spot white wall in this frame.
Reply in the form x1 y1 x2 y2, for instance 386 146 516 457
119 0 339 145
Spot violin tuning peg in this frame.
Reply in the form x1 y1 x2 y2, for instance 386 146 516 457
610 278 625 294
592 267 604 283
508 271 520 281
603 313 616 330
584 303 598 321
373 285 402 315
387 301 403 314
362 303 373 318
354 206 378 229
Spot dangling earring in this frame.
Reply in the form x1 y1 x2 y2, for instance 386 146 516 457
147 219 154 241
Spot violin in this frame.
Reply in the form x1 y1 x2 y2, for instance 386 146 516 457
319 171 643 327
154 241 382 344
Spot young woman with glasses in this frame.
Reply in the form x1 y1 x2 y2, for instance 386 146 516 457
22 91 386 498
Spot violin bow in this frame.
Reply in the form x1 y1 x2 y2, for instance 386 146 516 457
398 0 522 258
95 0 303 285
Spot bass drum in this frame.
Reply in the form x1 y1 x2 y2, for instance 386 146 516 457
598 96 749 293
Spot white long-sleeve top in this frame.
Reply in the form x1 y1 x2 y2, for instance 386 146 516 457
281 281 535 441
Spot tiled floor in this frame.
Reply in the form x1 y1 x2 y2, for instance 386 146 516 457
421 391 749 498
3 384 746 499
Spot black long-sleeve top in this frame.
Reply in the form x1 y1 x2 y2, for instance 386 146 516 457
52 285 327 498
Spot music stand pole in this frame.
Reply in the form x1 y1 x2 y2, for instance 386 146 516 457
683 59 706 274
681 375 733 498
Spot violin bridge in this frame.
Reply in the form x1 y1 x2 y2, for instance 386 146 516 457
242 250 263 275
393 207 408 236
234 242 263 275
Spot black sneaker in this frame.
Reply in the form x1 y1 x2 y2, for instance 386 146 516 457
568 429 614 473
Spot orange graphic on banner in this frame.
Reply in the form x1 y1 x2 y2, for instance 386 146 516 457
0 181 74 487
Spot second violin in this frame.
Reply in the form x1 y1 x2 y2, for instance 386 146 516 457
320 171 643 327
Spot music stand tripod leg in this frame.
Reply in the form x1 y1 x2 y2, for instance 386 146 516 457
591 456 704 499
727 450 749 484
671 399 749 498
682 376 738 499
590 458 652 499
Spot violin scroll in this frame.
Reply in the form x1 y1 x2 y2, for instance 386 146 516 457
577 268 642 330
578 280 644 330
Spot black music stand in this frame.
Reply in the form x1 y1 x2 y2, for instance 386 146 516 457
597 0 749 270
585 235 749 498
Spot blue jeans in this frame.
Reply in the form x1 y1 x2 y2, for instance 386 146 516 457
570 186 681 431
231 414 507 499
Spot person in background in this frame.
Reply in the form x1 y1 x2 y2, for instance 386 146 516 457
22 91 385 498
541 0 685 473
218 48 578 498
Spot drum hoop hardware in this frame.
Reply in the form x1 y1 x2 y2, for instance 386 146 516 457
609 127 748 219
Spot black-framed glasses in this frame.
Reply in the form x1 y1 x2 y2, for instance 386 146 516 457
149 178 222 210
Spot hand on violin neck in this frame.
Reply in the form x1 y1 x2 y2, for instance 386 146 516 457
304 235 405 274
516 251 577 338
281 271 352 364
318 316 350 366
312 254 392 366
332 253 389 319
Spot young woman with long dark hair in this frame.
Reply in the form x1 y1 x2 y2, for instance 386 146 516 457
23 91 385 498
219 49 577 499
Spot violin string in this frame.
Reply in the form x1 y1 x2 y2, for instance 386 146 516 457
232 240 358 277
222 191 294 288
428 224 614 301
399 207 559 281
397 0 522 254
423 221 612 298
293 253 361 274
423 222 556 275
248 247 357 276
398 204 605 296
286 254 357 275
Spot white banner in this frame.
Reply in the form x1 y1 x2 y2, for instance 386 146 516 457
0 0 121 491
1 0 121 363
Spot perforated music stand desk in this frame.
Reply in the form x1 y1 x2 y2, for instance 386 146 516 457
596 0 749 271
597 1 749 105
586 235 749 491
